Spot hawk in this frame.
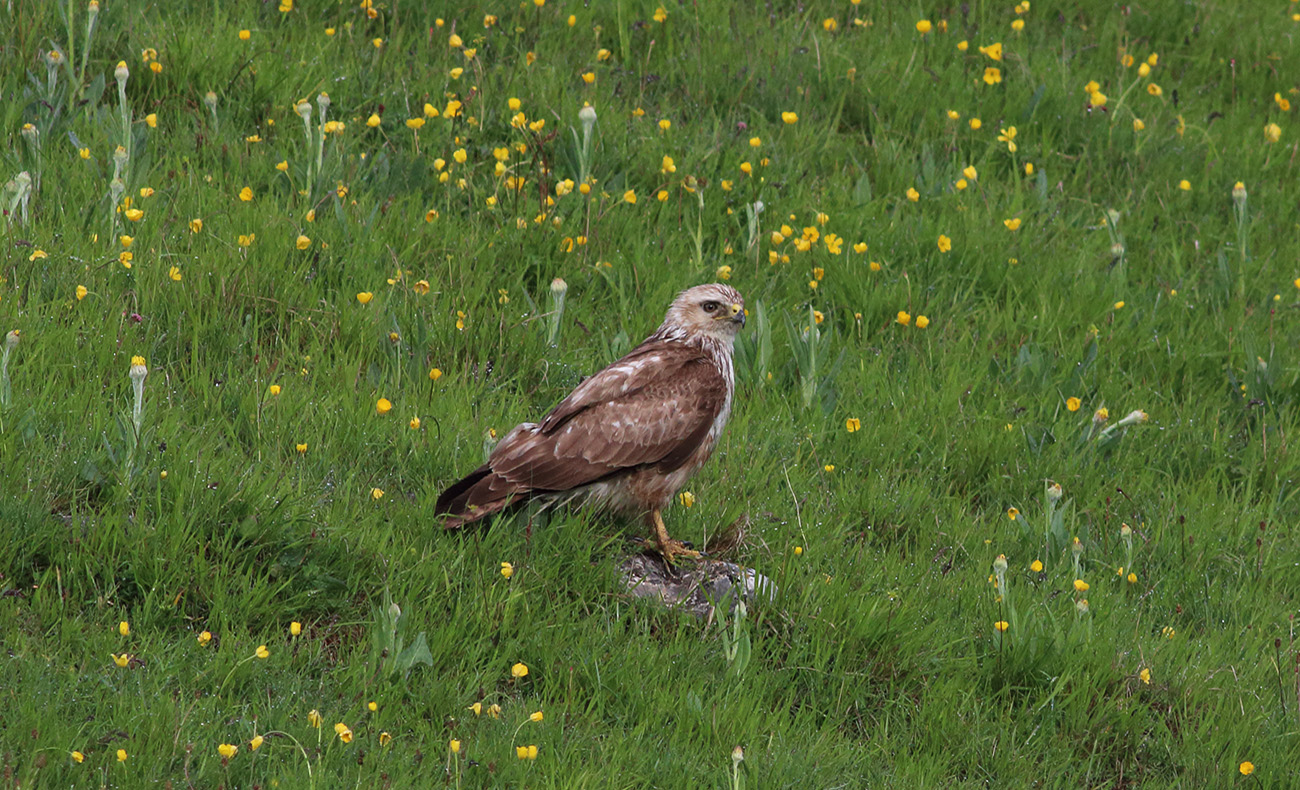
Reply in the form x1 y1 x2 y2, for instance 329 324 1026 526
435 283 745 562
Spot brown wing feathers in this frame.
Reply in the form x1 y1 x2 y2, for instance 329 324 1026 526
435 343 724 527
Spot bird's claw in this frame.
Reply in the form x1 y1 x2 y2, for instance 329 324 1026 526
640 537 702 565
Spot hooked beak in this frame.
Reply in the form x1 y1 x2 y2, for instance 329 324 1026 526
729 303 745 326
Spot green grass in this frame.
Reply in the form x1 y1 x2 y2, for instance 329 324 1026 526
3 0 1299 785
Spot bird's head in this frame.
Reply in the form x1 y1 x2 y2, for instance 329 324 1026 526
659 283 746 344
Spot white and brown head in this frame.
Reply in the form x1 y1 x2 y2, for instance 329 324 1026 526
655 283 746 346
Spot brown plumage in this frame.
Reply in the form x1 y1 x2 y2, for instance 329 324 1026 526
436 284 745 561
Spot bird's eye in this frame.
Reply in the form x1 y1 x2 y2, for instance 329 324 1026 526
702 301 718 313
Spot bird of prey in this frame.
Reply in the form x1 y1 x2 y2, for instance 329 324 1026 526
435 283 745 562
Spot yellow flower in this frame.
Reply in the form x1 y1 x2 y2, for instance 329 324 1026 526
197 630 212 646
296 443 308 454
1264 122 1282 143
983 67 1002 85
119 620 130 636
468 702 482 716
517 746 529 759
623 189 637 204
846 418 861 433
1179 179 1191 191
357 292 373 304
409 416 421 430
428 368 443 381
1011 19 1024 31
1030 560 1043 572
896 311 911 326
1074 579 1090 592
969 117 982 130
124 208 144 222
380 732 392 746
1132 118 1145 132
957 40 969 51
237 186 253 202
1007 507 1019 520
993 621 1009 632
295 235 311 250
781 111 798 124
937 234 952 253
582 71 596 84
906 187 920 202
76 285 88 301
71 751 85 763
336 724 353 743
956 179 968 190
511 662 529 678
1127 572 1137 584
979 42 1003 61
1066 396 1081 412
1147 83 1162 96
915 19 932 33
117 749 128 762
112 653 130 667
500 561 514 579
1113 301 1125 310
218 743 238 759
239 29 251 40
1276 93 1292 112
530 710 544 722
1239 762 1254 776
963 165 978 180
653 6 667 22
659 118 671 131
366 113 381 128
238 233 255 247
1003 218 1021 231
1025 162 1034 175
250 735 264 751
679 490 695 507
376 397 392 414
915 315 930 329
255 644 269 659
79 147 91 159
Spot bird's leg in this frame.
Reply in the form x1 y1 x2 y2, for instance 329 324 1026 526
646 509 701 564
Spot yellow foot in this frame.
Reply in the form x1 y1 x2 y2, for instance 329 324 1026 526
643 508 701 564
641 537 701 564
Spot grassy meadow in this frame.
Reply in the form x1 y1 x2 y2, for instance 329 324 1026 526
4 0 1300 785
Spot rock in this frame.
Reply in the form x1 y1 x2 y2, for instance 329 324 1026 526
618 553 777 620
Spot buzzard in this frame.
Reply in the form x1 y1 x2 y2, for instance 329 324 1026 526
435 283 745 562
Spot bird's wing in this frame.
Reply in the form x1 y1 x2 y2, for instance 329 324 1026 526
488 342 726 492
